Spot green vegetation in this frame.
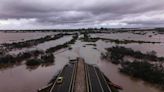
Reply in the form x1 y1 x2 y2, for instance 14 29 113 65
102 46 164 64
0 34 78 69
102 46 164 88
156 28 164 32
85 43 96 46
120 60 164 88
2 28 164 34
16 50 44 62
80 33 160 44
2 33 70 51
0 48 5 55
26 59 42 66
68 47 72 50
0 50 44 65
99 37 160 44
0 50 54 69
80 33 98 42
0 54 15 64
83 33 90 41
25 53 55 66
41 53 55 63
46 33 78 53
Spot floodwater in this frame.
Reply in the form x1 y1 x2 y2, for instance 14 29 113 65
0 32 164 92
0 32 57 44
96 40 164 57
72 40 163 92
91 33 164 57
9 36 73 54
91 32 164 42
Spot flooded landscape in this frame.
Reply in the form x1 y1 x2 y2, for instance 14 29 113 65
1 0 164 92
0 30 164 92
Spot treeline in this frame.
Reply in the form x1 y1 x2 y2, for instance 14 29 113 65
0 48 5 55
0 33 79 70
0 34 78 69
26 53 54 66
102 46 164 64
102 46 164 88
46 33 78 53
120 60 164 88
0 49 55 69
156 28 164 32
2 33 71 51
1 27 156 33
0 50 43 68
0 28 113 33
80 33 98 42
97 37 160 44
80 33 160 44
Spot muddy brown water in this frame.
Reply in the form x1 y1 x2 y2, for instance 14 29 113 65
0 32 57 44
0 32 164 92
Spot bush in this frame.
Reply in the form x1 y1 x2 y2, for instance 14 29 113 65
104 46 164 64
120 60 164 86
41 53 54 63
46 34 78 53
15 50 44 62
0 54 15 64
26 59 42 66
2 33 66 50
68 47 72 50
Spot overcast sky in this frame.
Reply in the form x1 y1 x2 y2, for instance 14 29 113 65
0 0 164 29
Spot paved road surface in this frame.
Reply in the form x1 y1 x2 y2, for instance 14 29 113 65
49 60 114 92
87 65 103 92
51 63 75 92
95 67 112 92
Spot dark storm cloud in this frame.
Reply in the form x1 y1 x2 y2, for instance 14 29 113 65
0 0 164 29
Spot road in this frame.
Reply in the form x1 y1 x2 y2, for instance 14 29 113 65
49 59 114 92
87 64 104 92
50 63 76 92
95 67 112 92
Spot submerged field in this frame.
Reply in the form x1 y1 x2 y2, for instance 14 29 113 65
0 30 164 92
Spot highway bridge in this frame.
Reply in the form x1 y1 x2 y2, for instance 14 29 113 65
45 58 119 92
